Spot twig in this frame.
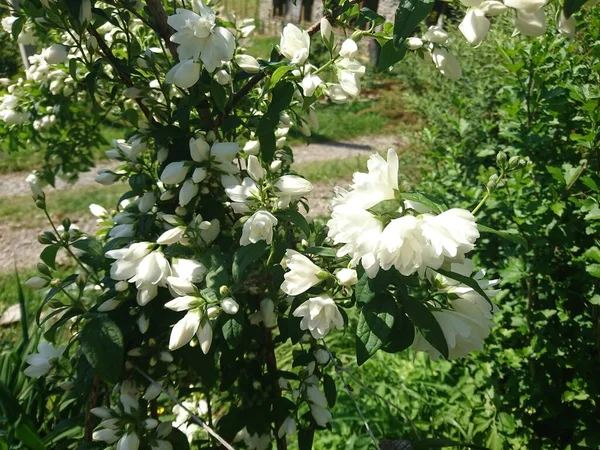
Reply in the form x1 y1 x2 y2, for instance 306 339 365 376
132 365 236 450
145 0 179 59
87 26 153 122
263 324 288 450
323 343 381 450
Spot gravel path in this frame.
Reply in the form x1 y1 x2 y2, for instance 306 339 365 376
0 135 403 273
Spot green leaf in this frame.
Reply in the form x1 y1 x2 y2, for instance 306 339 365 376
546 165 564 184
356 294 396 365
277 209 311 237
40 245 59 270
584 246 600 263
401 192 447 214
564 0 587 17
586 264 600 278
382 310 415 353
435 268 493 306
304 246 337 258
270 66 293 88
562 162 585 187
413 438 489 449
368 199 402 216
379 40 407 71
221 312 245 349
354 272 377 306
80 316 124 384
478 224 528 248
0 381 46 450
298 428 315 450
211 83 227 113
323 373 337 407
401 295 448 359
393 0 434 48
232 242 268 283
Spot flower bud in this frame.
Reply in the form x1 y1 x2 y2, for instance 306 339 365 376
270 159 283 172
496 151 507 167
246 155 264 182
98 299 121 312
336 268 358 286
260 298 277 328
143 382 162 401
42 44 68 65
320 18 333 43
236 54 260 73
406 37 424 50
161 161 189 185
26 276 49 289
221 297 240 314
314 348 330 364
215 69 231 85
242 140 260 156
95 169 119 185
339 39 358 58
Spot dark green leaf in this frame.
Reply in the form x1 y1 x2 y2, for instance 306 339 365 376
401 295 448 359
221 312 245 349
356 294 396 365
80 315 124 384
232 242 268 282
435 268 493 306
298 428 315 450
323 374 337 407
211 83 227 113
40 245 59 270
412 438 488 449
379 40 407 71
304 246 337 258
564 0 587 17
277 209 311 237
393 0 434 48
382 310 415 353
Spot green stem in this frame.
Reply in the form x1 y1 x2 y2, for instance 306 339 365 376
472 171 506 216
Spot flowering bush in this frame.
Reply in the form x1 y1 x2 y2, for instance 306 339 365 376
0 0 595 448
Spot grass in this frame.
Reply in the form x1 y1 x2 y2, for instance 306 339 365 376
0 125 126 175
0 183 126 227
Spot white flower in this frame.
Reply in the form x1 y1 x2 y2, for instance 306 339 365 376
93 429 119 444
320 18 333 42
422 25 449 43
117 432 140 450
24 342 65 378
226 177 258 212
171 258 207 283
431 48 462 81
138 192 156 213
280 23 310 65
281 250 325 296
221 297 239 314
327 83 351 104
420 208 479 260
310 404 332 427
514 9 546 36
165 60 201 88
339 39 358 58
42 44 68 64
274 175 313 208
335 268 358 286
293 295 344 339
479 0 508 15
459 9 490 45
236 54 260 73
378 215 433 276
161 161 189 185
243 140 260 155
338 70 361 97
504 0 547 12
25 172 45 198
179 179 199 206
246 155 264 181
278 416 296 438
240 210 278 246
197 322 213 354
189 136 210 162
169 310 202 350
558 10 576 37
157 226 185 245
168 4 235 72
301 73 322 97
